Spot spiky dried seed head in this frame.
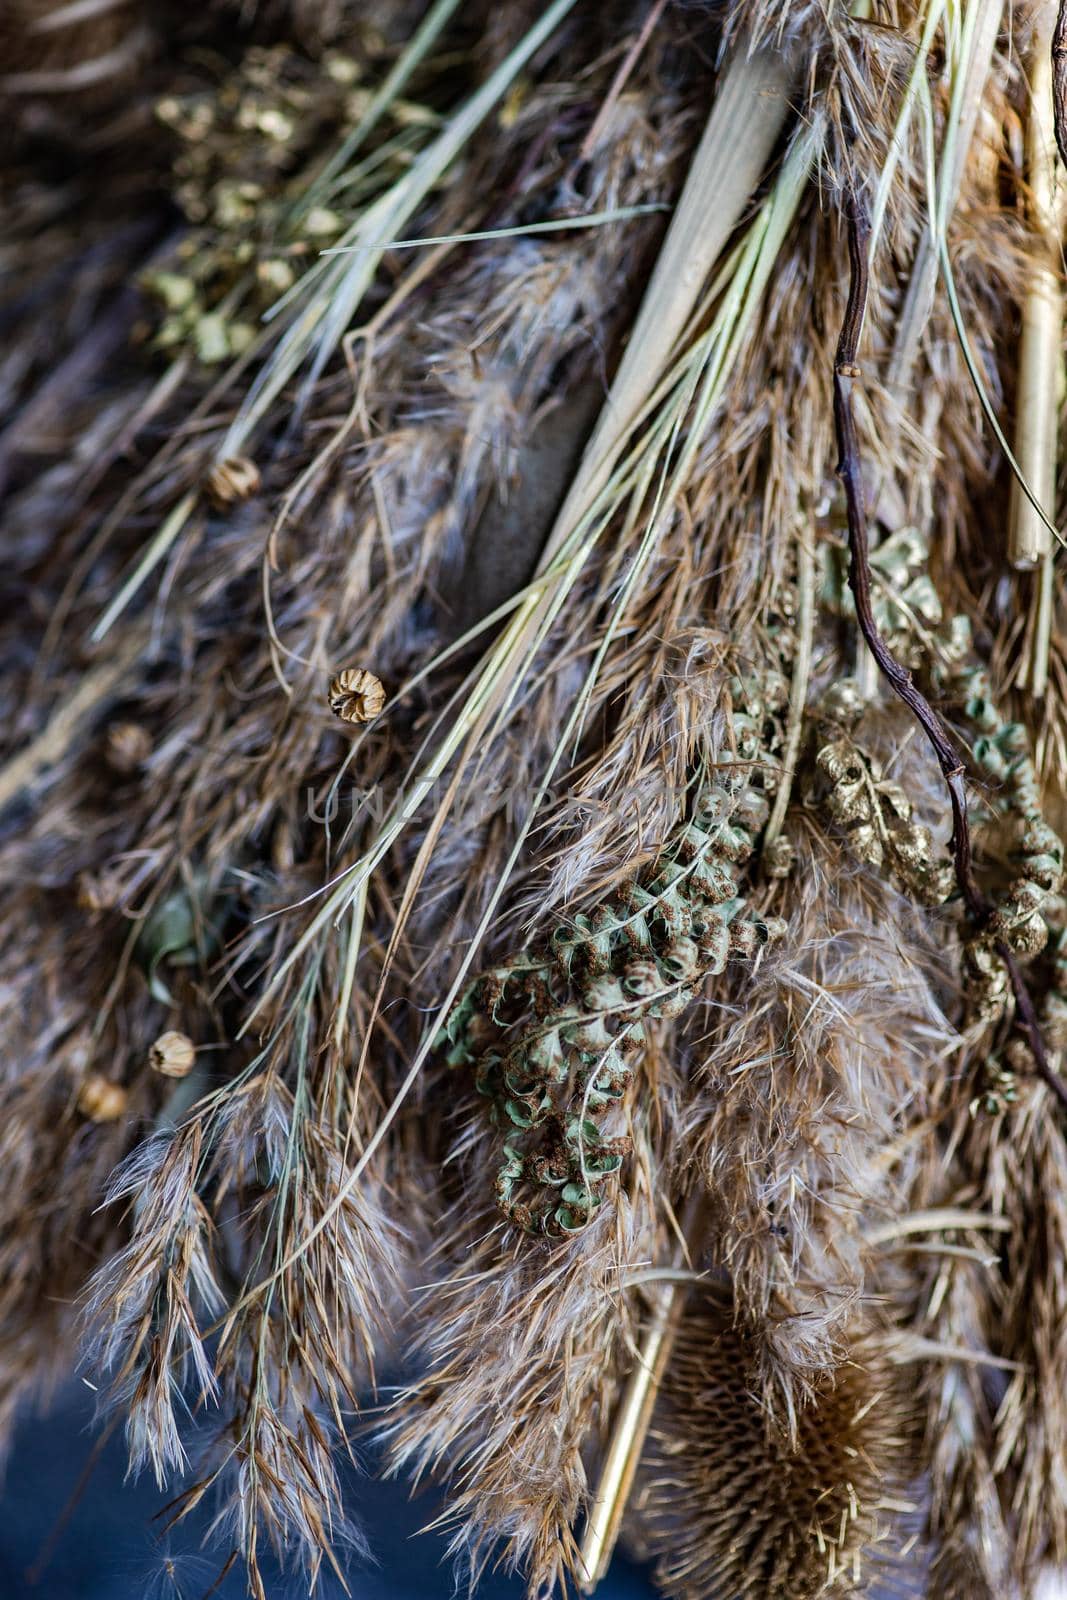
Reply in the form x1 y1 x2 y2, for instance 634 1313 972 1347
149 1029 196 1079
105 720 151 775
328 668 385 724
633 1302 918 1599
78 1075 128 1123
204 455 261 507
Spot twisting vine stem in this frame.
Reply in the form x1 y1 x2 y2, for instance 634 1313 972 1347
1053 1 1067 170
834 195 1067 1112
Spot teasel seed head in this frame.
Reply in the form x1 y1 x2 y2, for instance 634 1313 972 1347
633 1300 919 1599
328 668 386 724
204 455 261 507
105 720 151 775
77 1075 128 1123
148 1030 196 1079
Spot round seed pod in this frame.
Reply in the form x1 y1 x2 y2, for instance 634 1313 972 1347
105 720 151 775
149 1029 196 1079
205 455 261 507
78 1074 128 1123
328 668 386 723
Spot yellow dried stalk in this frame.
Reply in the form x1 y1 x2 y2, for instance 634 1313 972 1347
1010 2 1065 572
1013 3 1067 697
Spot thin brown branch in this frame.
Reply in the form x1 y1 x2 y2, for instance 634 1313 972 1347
834 196 1067 1113
578 0 669 163
1053 0 1067 169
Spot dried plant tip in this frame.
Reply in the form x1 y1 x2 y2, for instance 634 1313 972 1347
762 833 793 879
78 1075 128 1123
204 455 261 507
328 667 386 723
105 720 151 774
148 1030 196 1079
76 869 121 913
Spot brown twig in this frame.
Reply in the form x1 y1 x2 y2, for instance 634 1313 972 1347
834 196 1067 1112
1052 0 1067 168
578 0 669 163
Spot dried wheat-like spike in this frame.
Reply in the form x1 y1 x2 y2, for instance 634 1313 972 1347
632 1297 920 1600
204 455 261 508
327 667 386 724
148 1029 195 1079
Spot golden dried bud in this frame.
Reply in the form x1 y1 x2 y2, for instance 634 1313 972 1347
106 720 151 775
205 455 261 508
78 1074 128 1123
762 834 793 879
76 869 121 914
328 668 386 724
149 1030 196 1079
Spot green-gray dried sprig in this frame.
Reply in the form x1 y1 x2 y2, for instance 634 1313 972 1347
812 678 955 907
439 672 788 1236
930 623 1066 1029
145 43 432 363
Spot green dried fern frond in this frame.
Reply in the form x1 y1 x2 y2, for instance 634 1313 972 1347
439 668 789 1235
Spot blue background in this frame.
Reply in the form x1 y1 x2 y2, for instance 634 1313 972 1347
0 1385 658 1600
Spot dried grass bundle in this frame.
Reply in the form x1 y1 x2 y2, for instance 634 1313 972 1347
5 1 1067 1596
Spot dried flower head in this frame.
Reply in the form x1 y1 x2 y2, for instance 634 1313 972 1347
149 1030 196 1079
328 667 386 724
105 721 151 775
204 455 261 507
78 1076 128 1124
633 1302 919 1599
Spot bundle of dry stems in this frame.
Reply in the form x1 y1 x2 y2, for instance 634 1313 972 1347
5 1 1067 1596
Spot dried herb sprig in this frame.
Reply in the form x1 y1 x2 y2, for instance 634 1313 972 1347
834 196 1067 1112
813 678 956 907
